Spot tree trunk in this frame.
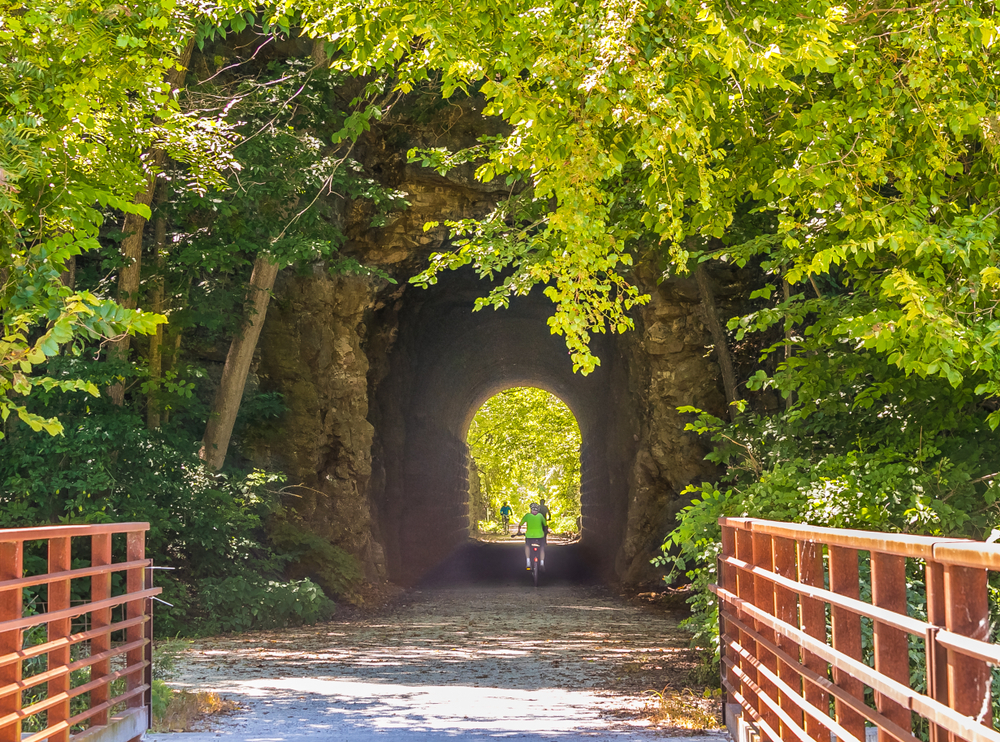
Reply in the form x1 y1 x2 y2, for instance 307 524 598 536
199 256 281 470
105 177 159 405
783 280 795 410
60 256 76 289
695 263 741 422
105 39 196 405
146 214 166 429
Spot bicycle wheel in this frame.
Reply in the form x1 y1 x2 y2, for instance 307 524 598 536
532 558 539 587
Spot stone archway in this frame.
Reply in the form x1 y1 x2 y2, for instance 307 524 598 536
366 267 635 584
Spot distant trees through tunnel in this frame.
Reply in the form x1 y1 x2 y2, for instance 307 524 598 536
466 387 582 536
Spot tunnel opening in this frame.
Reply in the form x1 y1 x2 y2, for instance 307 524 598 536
367 266 638 586
465 386 582 540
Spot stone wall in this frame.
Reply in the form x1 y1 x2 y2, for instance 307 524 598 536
254 270 387 583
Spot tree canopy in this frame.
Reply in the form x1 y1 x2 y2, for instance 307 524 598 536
300 0 1000 405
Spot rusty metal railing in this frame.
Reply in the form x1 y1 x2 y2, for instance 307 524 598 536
0 523 161 742
714 517 1000 742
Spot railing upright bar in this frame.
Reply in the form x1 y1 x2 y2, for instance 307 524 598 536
943 564 991 742
736 525 761 720
90 533 112 728
773 535 804 742
125 531 146 721
0 542 22 742
142 552 154 731
753 530 781 741
720 524 739 713
797 541 829 742
828 545 867 742
47 537 72 742
871 551 912 742
926 560 949 742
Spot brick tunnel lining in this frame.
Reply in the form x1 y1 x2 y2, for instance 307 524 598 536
368 270 638 585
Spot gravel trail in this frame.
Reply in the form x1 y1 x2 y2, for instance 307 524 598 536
150 579 725 742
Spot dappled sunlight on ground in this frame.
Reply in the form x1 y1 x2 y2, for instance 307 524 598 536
156 585 725 741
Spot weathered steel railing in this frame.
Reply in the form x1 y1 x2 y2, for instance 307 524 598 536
0 523 161 742
714 517 999 742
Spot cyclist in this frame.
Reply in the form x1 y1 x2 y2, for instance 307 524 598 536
499 502 514 532
515 502 548 571
537 498 551 523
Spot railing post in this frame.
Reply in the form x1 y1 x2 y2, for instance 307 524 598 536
720 523 738 714
925 560 949 742
143 557 154 728
752 530 780 741
48 537 72 742
772 536 802 742
871 552 911 742
0 541 22 742
126 529 146 728
735 525 760 719
798 541 828 742
91 533 113 728
943 564 991 742
828 545 866 742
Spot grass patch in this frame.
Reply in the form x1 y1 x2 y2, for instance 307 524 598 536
644 687 724 731
150 638 240 732
151 680 241 732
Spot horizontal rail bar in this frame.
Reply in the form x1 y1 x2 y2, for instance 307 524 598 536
0 615 146 670
727 658 818 742
0 661 148 728
64 686 147 731
721 554 928 636
719 517 1000 567
723 647 850 742
715 584 1000 742
0 587 160 633
18 686 148 742
0 523 149 543
935 628 1000 666
931 542 1000 571
723 652 836 742
0 559 151 593
0 637 146 698
722 605 921 742
725 678 799 742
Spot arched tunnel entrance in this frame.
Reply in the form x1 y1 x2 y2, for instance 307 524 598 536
465 385 582 536
368 267 638 585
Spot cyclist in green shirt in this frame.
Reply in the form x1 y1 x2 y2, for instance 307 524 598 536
515 502 548 571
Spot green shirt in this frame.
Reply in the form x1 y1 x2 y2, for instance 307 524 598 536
519 512 547 539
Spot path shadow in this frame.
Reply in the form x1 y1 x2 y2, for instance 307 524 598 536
417 541 601 587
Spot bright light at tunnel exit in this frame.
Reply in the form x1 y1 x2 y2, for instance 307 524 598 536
466 386 582 536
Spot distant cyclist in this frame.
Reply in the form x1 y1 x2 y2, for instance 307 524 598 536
537 498 551 523
515 502 548 571
499 502 513 532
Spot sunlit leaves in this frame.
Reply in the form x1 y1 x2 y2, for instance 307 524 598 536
296 0 999 395
0 0 235 434
467 386 581 528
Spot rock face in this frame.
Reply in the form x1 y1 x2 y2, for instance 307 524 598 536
252 111 730 592
255 271 387 584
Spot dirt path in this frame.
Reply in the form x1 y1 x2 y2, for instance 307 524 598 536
151 582 725 742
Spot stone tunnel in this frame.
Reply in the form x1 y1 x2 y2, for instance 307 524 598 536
366 268 634 585
250 143 730 591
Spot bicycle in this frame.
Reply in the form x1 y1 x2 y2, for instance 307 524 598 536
500 513 510 534
513 534 543 587
527 540 542 587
